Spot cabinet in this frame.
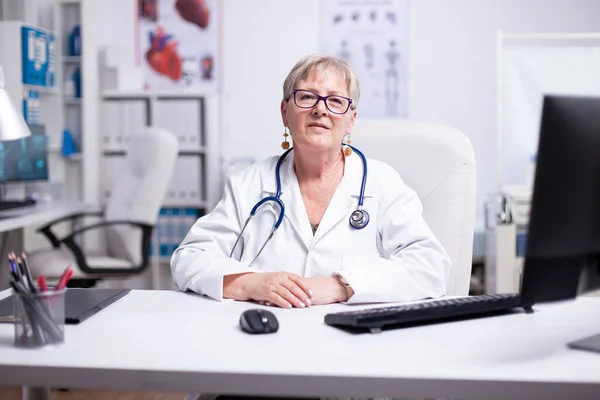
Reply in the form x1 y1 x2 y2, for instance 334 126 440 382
99 91 220 262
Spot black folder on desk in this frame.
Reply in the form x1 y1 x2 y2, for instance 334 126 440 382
0 288 130 324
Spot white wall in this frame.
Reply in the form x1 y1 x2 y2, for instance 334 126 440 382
407 0 600 227
82 0 138 205
220 0 600 228
83 0 600 227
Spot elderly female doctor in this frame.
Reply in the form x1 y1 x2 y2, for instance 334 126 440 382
171 54 451 308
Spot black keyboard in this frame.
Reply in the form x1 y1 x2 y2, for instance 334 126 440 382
324 293 527 333
0 199 36 211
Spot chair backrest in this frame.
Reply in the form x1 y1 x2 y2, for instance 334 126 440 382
104 127 179 264
352 120 476 296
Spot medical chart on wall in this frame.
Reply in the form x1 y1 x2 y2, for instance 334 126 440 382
138 0 220 90
320 0 409 118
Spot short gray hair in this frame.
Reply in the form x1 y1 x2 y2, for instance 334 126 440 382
282 54 360 109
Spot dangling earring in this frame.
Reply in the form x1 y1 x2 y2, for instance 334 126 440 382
343 132 353 156
281 127 290 150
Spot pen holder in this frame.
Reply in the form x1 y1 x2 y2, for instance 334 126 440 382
13 289 66 348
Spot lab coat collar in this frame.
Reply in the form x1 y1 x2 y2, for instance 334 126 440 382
343 149 374 198
261 149 374 248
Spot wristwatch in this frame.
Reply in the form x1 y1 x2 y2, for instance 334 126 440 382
335 274 355 301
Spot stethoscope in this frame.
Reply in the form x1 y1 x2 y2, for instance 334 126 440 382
229 144 369 266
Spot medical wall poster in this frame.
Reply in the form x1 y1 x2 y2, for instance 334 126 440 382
138 0 220 90
320 0 409 118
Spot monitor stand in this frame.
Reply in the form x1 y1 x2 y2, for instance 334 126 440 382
568 332 600 354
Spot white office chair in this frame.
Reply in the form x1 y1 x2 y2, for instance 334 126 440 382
352 119 477 296
26 127 179 287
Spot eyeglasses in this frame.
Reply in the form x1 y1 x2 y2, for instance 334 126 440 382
290 89 353 115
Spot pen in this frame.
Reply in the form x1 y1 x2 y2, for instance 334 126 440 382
9 255 31 292
55 267 73 291
38 276 48 292
17 256 37 293
20 253 37 293
8 253 20 277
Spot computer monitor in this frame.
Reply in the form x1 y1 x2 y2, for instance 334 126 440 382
0 125 48 184
519 94 600 353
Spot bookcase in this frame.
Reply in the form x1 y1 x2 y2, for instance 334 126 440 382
99 90 221 263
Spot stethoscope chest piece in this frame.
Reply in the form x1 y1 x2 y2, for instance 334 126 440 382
349 208 370 229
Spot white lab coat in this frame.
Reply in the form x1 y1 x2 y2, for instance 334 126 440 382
171 151 451 304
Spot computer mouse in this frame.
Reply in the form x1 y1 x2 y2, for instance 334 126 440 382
239 308 279 334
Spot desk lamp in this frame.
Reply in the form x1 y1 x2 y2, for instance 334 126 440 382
0 66 32 141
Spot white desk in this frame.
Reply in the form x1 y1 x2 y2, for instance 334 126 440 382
0 202 90 234
0 202 90 289
0 289 599 400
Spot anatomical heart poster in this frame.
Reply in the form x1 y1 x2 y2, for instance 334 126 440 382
138 0 220 90
320 0 408 118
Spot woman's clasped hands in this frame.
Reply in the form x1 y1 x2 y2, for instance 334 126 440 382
223 272 347 308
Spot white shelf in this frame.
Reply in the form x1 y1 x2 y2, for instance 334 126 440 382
102 89 215 99
62 56 81 64
179 148 207 155
64 97 82 105
102 148 206 155
23 84 61 95
64 153 82 161
164 201 208 209
48 146 81 158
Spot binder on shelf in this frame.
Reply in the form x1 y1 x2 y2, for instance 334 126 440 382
100 101 120 151
47 33 56 87
100 155 125 201
150 208 202 259
101 100 148 152
154 99 203 151
164 156 203 206
20 26 55 88
22 89 40 124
